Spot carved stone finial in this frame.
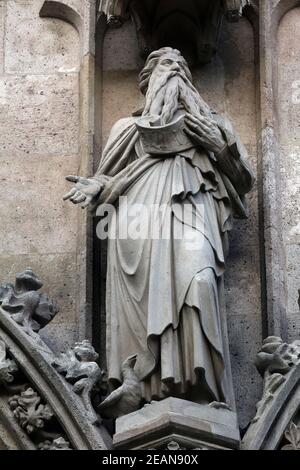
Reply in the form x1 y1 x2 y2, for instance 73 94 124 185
52 340 104 425
0 268 59 334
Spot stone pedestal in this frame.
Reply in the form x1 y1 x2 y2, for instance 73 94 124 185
113 398 240 450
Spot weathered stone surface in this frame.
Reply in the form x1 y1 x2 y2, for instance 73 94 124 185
40 0 97 57
0 2 5 75
39 321 77 353
194 19 257 147
0 1 81 351
0 154 79 255
0 74 79 156
227 314 263 427
278 7 300 342
41 0 86 21
278 8 300 147
103 20 143 72
114 398 240 450
102 70 144 143
5 0 80 74
286 244 300 314
280 147 300 245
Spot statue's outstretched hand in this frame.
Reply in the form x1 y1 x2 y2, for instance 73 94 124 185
184 113 226 155
63 175 104 209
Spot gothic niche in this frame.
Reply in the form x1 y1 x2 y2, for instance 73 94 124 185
98 0 250 63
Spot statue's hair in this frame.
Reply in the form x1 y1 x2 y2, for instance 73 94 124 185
140 47 213 122
139 47 192 95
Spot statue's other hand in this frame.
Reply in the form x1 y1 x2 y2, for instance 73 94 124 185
184 113 226 155
63 175 104 209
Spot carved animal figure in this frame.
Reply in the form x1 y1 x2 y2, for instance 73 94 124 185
0 268 58 333
98 355 142 419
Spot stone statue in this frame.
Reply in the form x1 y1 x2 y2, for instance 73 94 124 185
64 47 254 415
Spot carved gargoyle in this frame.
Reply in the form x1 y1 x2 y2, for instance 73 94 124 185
0 339 18 386
0 268 58 334
52 340 104 425
252 336 300 423
255 336 300 376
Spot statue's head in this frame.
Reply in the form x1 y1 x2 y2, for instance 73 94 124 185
139 47 192 96
139 47 212 125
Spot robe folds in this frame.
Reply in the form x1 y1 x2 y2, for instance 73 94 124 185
93 112 254 406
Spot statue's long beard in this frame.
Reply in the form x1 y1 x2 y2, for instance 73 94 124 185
143 70 213 125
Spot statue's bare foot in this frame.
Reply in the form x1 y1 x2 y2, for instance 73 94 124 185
209 401 231 411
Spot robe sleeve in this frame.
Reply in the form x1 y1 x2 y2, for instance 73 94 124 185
213 114 255 196
93 117 139 180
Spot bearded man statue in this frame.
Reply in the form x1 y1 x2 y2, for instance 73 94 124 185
64 47 254 414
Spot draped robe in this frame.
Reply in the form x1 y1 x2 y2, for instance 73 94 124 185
93 110 254 407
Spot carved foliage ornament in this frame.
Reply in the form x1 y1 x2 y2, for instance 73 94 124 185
8 388 53 435
281 422 300 451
